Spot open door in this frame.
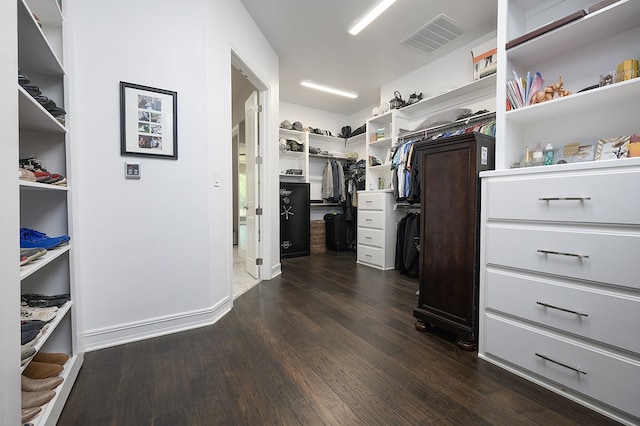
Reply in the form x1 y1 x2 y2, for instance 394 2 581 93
244 91 260 279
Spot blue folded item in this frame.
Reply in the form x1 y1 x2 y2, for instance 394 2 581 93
20 227 70 250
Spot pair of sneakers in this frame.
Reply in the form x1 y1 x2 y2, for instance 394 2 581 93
19 156 66 186
20 227 70 250
20 247 47 266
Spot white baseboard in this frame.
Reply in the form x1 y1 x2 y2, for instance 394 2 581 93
83 298 232 352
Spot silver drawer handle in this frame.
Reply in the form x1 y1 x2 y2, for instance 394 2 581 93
536 301 588 317
365 200 373 203
365 218 373 221
365 236 372 239
535 353 587 375
538 197 591 202
366 254 372 258
537 249 589 259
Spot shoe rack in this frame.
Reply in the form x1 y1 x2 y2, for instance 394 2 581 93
13 0 83 424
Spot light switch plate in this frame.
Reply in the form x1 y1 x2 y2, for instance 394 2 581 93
125 162 140 179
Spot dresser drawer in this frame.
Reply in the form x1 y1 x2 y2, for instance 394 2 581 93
486 225 640 290
485 270 640 353
357 244 383 267
484 314 640 418
359 210 384 229
358 192 385 210
358 227 383 248
485 170 640 225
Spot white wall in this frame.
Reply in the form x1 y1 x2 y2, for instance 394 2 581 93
74 0 279 350
380 32 497 114
280 101 352 136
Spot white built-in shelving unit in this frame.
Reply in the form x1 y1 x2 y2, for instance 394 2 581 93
479 1 640 425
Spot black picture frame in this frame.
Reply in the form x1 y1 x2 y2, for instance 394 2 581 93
120 81 178 160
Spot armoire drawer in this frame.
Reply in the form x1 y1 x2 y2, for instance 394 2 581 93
485 269 640 353
357 227 383 248
357 244 383 267
486 225 640 290
359 210 384 229
484 315 640 419
358 192 385 210
485 170 640 225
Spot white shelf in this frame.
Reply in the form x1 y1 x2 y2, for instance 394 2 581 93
18 86 66 133
20 244 70 281
398 74 497 118
25 0 63 25
309 153 351 161
17 0 64 75
27 353 82 426
279 150 305 158
20 180 69 191
506 77 640 124
368 164 391 171
20 301 72 368
369 137 392 147
507 1 640 70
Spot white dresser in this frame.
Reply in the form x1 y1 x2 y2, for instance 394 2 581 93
357 190 400 270
478 160 640 425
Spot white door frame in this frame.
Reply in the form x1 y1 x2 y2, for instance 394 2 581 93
230 50 270 286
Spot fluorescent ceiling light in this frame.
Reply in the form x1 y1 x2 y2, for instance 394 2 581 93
348 0 398 35
300 80 358 99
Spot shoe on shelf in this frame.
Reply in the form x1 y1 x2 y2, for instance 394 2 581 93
21 375 64 392
20 305 58 323
20 247 47 266
21 407 41 424
18 70 30 86
33 352 70 365
22 361 63 380
19 168 36 182
21 345 36 365
19 156 65 185
22 85 42 97
21 389 55 409
20 227 69 250
22 293 70 308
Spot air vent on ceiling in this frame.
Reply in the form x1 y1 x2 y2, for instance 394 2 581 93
400 14 469 54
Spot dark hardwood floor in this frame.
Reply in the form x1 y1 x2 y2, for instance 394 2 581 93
58 251 618 425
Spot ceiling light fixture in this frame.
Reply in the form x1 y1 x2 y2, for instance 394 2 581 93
348 0 398 36
300 80 358 99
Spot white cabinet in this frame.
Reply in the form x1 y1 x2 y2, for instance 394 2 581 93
479 162 640 425
356 191 400 270
480 3 640 423
12 0 83 424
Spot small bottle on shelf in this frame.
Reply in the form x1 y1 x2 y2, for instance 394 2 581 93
543 143 554 165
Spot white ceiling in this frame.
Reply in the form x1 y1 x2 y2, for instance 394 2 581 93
239 0 498 115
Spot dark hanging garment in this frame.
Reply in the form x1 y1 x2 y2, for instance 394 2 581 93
395 214 411 271
403 213 420 278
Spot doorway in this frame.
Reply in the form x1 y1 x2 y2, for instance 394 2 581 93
231 53 263 299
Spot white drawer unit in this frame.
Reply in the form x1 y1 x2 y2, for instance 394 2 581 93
484 315 640 420
479 162 640 425
357 191 400 270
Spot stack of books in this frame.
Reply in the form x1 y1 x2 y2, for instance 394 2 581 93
506 71 544 109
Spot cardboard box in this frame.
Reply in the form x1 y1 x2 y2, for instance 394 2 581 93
472 48 497 81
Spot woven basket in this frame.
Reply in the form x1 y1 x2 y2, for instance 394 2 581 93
310 220 326 254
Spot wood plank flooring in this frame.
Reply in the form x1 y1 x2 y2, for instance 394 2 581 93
57 251 618 425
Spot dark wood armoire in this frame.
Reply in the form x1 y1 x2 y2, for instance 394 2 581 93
413 132 495 350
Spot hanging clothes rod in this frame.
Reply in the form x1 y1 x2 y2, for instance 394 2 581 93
398 111 496 142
